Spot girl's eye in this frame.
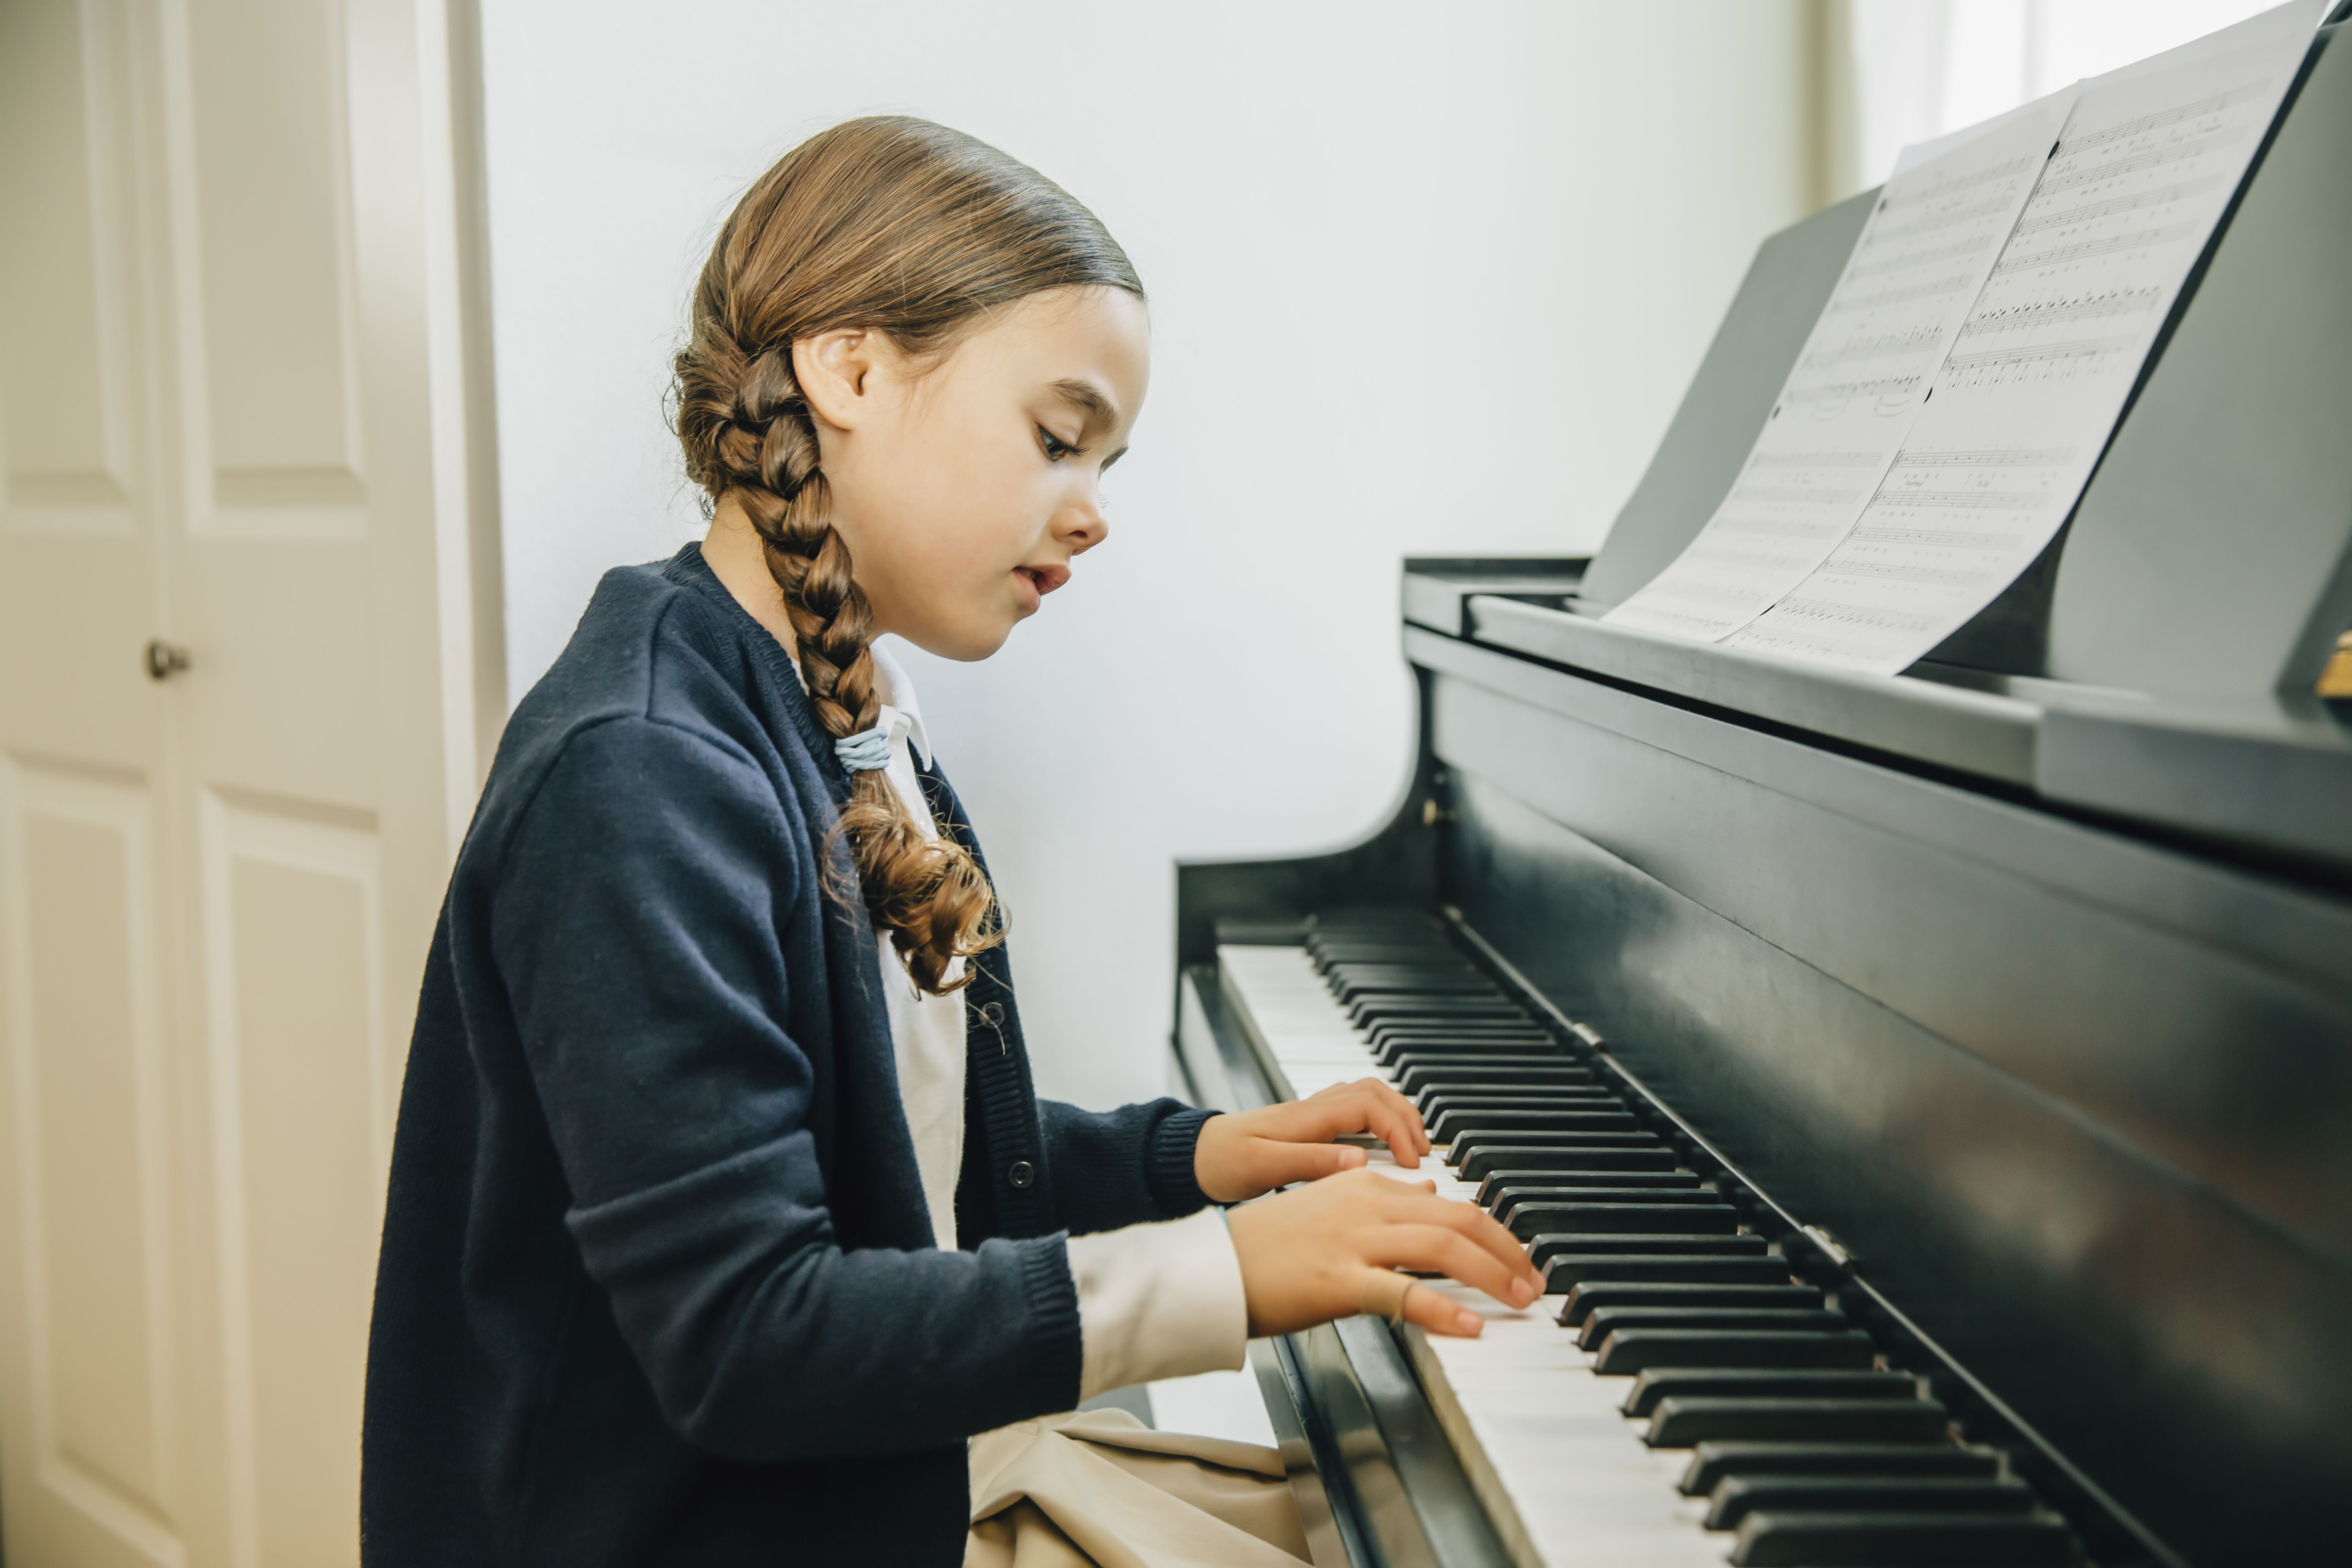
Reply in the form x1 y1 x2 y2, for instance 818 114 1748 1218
1038 427 1079 462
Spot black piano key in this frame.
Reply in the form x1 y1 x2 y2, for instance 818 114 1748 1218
1728 1508 2075 1567
1457 1145 1676 1181
1383 1042 1563 1069
1560 1281 1823 1327
1428 1094 1621 1126
1335 979 1502 1004
1448 1131 1667 1169
1577 1306 1850 1349
1645 1397 1952 1448
1625 1369 1919 1419
1706 1474 2036 1530
1351 997 1523 1020
1679 1442 2003 1496
1544 1253 1795 1290
1594 1329 1878 1374
1476 1168 1699 1205
1398 1064 1595 1091
1425 1087 1619 1111
1392 1054 1574 1084
1429 1108 1639 1143
1533 1235 1768 1272
1509 1201 1739 1240
1495 1189 1721 1241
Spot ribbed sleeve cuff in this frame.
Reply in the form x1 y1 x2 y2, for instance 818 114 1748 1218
1017 1234 1085 1410
1145 1107 1218 1215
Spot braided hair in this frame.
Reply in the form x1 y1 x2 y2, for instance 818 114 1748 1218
672 117 1143 994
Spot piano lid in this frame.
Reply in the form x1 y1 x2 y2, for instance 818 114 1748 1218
1422 21 2352 874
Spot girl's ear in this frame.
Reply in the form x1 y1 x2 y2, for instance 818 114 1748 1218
793 328 880 432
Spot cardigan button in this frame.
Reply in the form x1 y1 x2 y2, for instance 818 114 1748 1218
1007 1160 1036 1189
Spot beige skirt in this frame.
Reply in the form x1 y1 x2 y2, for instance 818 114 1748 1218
966 1410 1309 1568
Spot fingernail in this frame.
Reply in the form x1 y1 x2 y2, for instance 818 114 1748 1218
1455 1311 1483 1335
1511 1279 1535 1306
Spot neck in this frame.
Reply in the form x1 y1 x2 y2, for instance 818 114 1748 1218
701 495 800 649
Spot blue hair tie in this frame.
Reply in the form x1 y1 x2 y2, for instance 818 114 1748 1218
834 724 892 773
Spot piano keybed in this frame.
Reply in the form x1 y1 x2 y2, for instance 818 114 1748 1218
1221 919 2084 1568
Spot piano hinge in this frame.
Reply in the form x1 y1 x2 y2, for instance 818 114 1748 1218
1801 1224 1858 1270
2317 627 2352 699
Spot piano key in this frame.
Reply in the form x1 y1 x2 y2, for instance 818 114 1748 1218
1494 1185 1718 1225
1594 1329 1879 1374
1728 1508 2076 1567
1646 1397 1953 1447
1213 943 2078 1568
1477 1168 1702 1204
1429 1107 1641 1142
1705 1473 2036 1530
1578 1307 1851 1348
1509 1201 1742 1240
1561 1280 1823 1326
1679 1442 2004 1496
1455 1142 1676 1179
1625 1369 1921 1419
1427 1092 1621 1124
1398 1063 1595 1089
1545 1252 1798 1289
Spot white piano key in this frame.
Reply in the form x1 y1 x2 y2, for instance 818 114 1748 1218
1219 944 1730 1568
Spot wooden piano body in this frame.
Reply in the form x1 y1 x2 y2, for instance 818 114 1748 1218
1171 18 2352 1567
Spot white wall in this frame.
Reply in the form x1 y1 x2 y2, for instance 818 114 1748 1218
481 0 1816 1107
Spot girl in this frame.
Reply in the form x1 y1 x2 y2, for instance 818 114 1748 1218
361 116 1538 1567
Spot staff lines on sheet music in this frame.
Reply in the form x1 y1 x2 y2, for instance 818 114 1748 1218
1845 231 2013 280
1781 369 1932 408
1753 598 1941 633
1726 485 1869 508
1865 486 2063 510
1708 513 1849 539
2035 124 2253 198
1743 450 1884 469
2054 78 2271 154
1884 447 2073 469
1869 192 2033 245
1797 323 1949 372
1850 527 2032 550
1825 274 1978 315
1876 151 2047 209
2008 173 2226 237
1799 558 1997 587
1990 222 2202 276
1958 288 2162 337
1941 336 2140 384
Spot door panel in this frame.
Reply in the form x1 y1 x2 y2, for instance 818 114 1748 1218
0 0 497 1562
199 794 384 1568
0 758 186 1568
177 0 367 537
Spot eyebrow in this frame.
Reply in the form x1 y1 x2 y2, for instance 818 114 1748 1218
1049 377 1120 429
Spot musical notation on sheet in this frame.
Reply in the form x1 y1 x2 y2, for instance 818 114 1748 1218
1728 3 2320 674
1603 100 2070 643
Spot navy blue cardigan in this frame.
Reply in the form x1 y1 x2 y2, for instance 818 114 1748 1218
361 546 1215 1566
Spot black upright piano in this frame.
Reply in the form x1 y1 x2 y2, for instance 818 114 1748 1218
1169 17 2352 1568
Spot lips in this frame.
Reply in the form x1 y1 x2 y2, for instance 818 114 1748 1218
1015 564 1071 597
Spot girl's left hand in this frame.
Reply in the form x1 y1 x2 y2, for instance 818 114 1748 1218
1192 1078 1432 1203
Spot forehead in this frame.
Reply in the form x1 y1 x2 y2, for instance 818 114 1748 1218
944 286 1150 413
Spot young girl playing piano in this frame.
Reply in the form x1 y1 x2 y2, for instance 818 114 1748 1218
361 116 1538 1567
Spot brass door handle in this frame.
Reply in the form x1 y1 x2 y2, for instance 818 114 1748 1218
144 639 192 681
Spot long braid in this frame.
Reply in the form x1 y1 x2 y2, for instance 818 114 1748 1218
671 115 1142 993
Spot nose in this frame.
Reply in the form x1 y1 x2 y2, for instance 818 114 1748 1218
1057 486 1109 555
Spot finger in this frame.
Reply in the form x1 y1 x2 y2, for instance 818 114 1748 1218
1356 1078 1432 1157
1367 1224 1537 1309
1360 1101 1427 1169
1382 1192 1544 1290
1399 1279 1486 1337
1252 1138 1367 1186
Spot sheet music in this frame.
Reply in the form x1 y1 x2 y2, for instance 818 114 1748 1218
1602 99 2069 643
1726 3 2321 674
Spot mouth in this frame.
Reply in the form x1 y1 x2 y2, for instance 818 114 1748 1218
1013 564 1070 609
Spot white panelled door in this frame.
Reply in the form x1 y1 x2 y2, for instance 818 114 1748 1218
0 1 497 1565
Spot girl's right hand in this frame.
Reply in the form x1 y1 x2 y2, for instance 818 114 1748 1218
1224 1168 1543 1338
